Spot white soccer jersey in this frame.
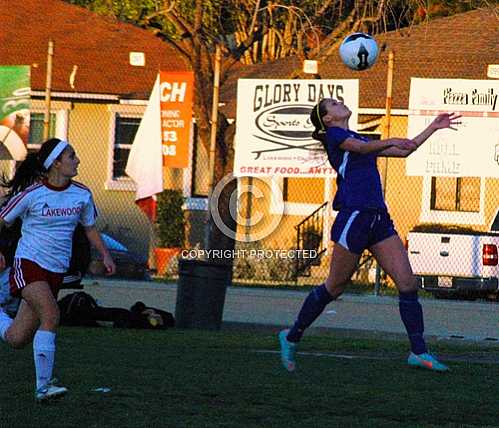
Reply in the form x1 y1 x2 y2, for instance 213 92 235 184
0 180 97 273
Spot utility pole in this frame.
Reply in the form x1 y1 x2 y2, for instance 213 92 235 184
43 40 54 140
375 50 394 296
204 44 222 249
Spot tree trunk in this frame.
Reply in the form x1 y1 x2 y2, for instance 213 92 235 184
206 118 237 261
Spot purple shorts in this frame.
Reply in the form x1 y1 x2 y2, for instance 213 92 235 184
331 209 397 255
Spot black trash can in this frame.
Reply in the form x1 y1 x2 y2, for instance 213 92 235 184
175 258 232 330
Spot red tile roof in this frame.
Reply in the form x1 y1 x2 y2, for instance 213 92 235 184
220 8 499 115
1 0 189 96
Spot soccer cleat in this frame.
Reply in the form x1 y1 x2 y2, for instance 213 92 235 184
279 329 297 372
35 378 68 402
407 352 449 372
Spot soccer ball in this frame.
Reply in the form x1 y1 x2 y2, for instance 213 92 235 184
339 33 379 71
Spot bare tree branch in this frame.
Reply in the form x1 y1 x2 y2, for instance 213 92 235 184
308 7 357 59
249 0 261 36
151 30 193 61
315 0 336 19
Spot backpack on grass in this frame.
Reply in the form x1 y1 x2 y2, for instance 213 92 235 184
58 292 175 329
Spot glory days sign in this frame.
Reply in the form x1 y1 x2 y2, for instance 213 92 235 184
234 79 359 177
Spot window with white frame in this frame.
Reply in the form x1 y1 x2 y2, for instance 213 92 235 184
28 100 70 149
11 101 69 175
430 177 481 212
113 115 140 179
106 104 206 211
12 112 57 173
270 177 331 216
106 104 145 190
420 175 485 225
28 112 56 148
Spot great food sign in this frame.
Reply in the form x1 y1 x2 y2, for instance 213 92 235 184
234 79 359 177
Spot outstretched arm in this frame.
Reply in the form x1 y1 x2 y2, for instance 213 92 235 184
412 112 462 148
84 225 116 275
339 137 415 155
340 137 419 156
377 141 419 157
377 112 462 158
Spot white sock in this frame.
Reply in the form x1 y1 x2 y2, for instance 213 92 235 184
33 330 56 390
0 308 13 341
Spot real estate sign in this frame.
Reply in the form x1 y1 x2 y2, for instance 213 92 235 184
406 78 499 177
234 79 359 177
160 71 194 168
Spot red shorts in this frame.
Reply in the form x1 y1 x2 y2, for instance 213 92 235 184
9 258 63 298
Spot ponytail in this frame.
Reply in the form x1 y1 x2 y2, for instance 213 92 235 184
311 129 326 142
310 100 328 146
0 138 64 201
0 153 44 200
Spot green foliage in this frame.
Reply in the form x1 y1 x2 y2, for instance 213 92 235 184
67 0 159 22
67 0 229 44
233 241 296 282
156 189 185 248
66 0 489 61
302 224 322 251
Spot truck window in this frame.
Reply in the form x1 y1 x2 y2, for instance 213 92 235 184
492 210 499 232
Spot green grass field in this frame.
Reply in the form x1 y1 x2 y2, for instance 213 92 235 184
1 326 498 428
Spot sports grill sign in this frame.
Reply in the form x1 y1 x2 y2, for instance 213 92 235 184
234 79 359 177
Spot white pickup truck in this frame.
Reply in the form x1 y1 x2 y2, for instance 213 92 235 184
407 218 499 301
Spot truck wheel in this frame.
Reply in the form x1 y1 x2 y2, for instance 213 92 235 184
433 291 451 299
485 293 499 302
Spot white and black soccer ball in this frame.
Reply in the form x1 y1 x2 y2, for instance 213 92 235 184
339 33 379 71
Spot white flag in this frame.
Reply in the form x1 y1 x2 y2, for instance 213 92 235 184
125 74 163 219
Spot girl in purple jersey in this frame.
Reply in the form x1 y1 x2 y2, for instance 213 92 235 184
0 138 116 401
279 98 461 373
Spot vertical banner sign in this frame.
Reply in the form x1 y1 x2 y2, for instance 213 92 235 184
407 78 499 177
159 71 194 168
0 65 30 160
234 79 359 177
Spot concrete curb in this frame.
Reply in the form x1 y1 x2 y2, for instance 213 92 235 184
69 279 499 344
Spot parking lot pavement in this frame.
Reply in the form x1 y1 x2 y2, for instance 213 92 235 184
63 279 499 342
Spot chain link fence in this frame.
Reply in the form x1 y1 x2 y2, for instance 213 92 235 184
2 38 497 298
228 53 499 297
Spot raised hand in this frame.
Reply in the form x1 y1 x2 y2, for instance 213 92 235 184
431 112 462 131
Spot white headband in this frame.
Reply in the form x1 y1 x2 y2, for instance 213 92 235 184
43 140 69 169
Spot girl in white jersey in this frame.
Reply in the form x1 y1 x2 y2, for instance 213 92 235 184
0 138 116 402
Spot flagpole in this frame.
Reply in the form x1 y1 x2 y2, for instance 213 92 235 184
205 44 222 249
375 49 394 297
43 40 54 140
